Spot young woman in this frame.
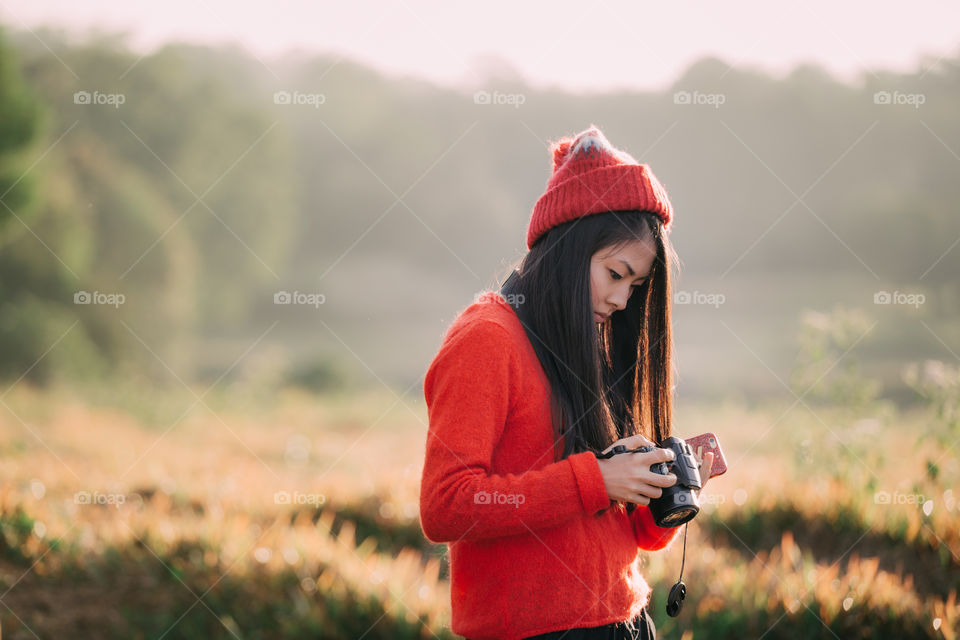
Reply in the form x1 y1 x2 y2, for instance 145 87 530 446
419 125 714 640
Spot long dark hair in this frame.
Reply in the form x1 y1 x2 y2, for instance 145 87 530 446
499 209 679 465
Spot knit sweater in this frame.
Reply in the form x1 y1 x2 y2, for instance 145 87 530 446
419 291 682 640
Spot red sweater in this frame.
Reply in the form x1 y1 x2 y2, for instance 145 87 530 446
419 291 681 640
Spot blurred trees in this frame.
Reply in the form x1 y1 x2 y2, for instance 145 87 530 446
2 30 298 385
0 25 958 396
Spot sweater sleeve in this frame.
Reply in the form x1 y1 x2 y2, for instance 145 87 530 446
631 503 683 550
418 319 611 544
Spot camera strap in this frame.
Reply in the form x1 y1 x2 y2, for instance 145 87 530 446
668 524 688 615
595 444 649 459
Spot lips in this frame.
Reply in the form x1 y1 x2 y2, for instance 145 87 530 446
594 312 609 322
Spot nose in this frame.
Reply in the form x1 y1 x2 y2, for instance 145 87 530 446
607 288 630 312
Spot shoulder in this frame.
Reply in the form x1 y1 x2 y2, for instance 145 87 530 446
447 291 519 339
424 291 531 409
426 291 524 372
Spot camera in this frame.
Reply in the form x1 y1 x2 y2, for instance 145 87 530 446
604 436 702 527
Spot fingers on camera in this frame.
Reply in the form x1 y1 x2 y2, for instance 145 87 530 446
643 449 673 464
650 473 676 487
634 484 663 500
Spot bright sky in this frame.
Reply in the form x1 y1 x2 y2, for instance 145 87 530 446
2 0 959 92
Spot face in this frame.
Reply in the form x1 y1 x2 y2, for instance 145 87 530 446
589 235 657 323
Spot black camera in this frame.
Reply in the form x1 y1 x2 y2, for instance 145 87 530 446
603 436 702 527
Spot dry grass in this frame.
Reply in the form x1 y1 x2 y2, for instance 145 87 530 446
0 382 956 638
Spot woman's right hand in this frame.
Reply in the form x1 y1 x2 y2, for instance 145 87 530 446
596 435 677 506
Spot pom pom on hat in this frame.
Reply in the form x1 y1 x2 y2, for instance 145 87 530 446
551 139 573 172
527 124 673 250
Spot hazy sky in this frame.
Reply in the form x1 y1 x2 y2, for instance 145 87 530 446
2 0 958 92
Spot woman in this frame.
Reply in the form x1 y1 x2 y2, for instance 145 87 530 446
419 124 714 640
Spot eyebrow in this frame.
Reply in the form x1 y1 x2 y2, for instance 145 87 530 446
618 259 649 280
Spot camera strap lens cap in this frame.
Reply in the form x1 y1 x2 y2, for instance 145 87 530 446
666 581 686 617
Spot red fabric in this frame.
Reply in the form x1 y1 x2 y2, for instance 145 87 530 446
419 292 681 640
527 124 673 250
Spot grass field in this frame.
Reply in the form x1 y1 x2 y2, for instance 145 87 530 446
0 378 957 639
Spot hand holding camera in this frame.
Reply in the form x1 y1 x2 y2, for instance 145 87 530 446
595 434 717 527
595 434 679 507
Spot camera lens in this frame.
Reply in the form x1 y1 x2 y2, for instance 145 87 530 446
647 437 701 527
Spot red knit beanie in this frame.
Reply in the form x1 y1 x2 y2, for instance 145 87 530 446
527 124 673 250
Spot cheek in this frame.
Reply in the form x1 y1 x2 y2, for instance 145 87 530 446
590 273 604 304
597 285 612 307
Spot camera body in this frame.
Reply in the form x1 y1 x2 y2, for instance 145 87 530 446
607 436 702 527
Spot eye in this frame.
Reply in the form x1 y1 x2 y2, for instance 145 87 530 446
611 269 647 289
